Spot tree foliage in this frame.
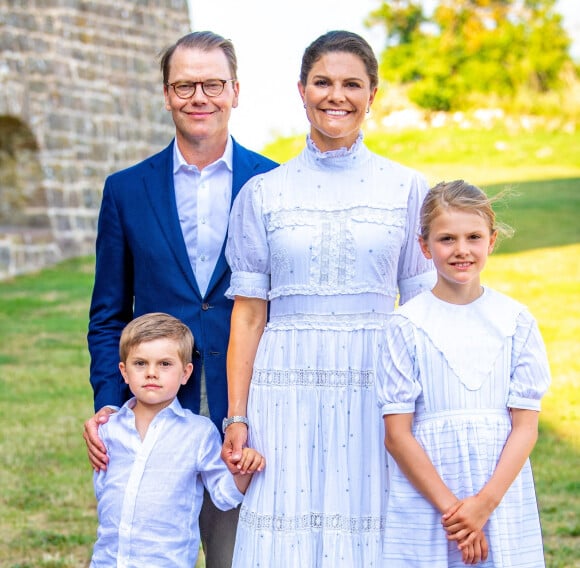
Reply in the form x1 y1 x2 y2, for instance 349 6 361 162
366 0 574 111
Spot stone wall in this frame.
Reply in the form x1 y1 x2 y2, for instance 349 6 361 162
0 0 191 279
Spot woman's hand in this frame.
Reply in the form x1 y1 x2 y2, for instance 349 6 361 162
221 422 249 473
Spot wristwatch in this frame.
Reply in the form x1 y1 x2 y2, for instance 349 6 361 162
222 415 249 434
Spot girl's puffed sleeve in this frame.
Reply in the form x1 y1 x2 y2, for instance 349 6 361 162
376 314 422 416
397 172 436 305
225 176 271 300
508 309 551 411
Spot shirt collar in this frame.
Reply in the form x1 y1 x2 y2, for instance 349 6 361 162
172 136 234 174
123 396 188 419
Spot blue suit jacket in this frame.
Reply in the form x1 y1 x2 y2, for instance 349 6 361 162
88 138 277 431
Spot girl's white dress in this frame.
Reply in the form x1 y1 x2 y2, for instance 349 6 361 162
376 288 551 567
225 135 435 567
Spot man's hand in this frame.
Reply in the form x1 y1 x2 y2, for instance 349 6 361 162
83 407 116 471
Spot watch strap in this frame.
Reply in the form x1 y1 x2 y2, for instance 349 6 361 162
222 415 249 434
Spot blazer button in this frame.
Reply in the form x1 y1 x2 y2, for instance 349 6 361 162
202 303 210 310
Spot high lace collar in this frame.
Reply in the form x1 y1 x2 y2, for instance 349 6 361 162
304 132 367 169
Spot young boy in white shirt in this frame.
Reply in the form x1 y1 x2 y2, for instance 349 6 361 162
90 312 264 567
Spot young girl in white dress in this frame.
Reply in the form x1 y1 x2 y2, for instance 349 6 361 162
376 180 551 567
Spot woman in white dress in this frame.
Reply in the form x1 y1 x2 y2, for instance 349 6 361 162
221 30 435 567
376 180 551 567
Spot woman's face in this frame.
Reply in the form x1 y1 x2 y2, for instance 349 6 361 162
298 51 377 152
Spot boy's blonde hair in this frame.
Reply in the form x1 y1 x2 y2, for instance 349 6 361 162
119 313 194 365
420 179 514 242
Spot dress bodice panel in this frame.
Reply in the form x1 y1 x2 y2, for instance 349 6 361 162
226 135 435 315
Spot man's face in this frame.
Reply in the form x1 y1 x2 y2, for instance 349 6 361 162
163 46 239 149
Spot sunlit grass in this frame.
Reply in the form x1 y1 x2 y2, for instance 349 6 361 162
484 245 580 448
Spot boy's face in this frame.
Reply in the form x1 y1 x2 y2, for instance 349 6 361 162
119 338 193 412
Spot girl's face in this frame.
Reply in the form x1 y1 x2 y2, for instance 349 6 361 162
298 51 377 152
419 208 497 303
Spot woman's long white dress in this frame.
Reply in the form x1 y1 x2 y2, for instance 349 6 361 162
225 135 435 567
376 288 551 567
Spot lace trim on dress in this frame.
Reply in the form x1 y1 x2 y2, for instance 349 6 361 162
239 505 385 534
269 284 399 299
265 206 406 298
226 285 268 300
306 132 364 161
252 368 375 388
267 206 406 229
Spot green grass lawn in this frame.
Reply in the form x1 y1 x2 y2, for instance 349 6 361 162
0 126 578 567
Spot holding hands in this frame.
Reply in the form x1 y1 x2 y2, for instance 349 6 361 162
234 446 265 476
221 422 265 494
221 422 252 473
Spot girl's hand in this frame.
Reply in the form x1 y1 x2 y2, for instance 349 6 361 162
459 530 489 565
442 494 494 543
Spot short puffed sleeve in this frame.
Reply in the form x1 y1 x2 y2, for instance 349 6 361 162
508 310 551 410
225 176 271 300
397 172 436 305
376 314 422 416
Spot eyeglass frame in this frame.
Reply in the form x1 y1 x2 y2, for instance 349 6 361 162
166 79 236 99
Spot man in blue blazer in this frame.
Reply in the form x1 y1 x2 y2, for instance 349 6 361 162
84 31 277 567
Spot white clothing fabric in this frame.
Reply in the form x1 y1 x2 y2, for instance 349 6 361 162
376 288 551 567
90 397 243 568
173 136 233 296
225 134 435 567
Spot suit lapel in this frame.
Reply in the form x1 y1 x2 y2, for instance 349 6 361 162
143 141 202 298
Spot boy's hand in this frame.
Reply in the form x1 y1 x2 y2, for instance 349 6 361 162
236 447 265 475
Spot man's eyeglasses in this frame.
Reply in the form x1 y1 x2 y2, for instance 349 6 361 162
166 79 235 99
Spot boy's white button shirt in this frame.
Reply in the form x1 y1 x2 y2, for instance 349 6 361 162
90 397 243 567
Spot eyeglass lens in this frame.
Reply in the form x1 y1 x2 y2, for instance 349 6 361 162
171 80 228 98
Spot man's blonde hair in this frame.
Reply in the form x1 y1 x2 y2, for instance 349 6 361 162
119 313 194 365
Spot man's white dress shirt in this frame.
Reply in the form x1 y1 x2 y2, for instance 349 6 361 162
173 138 233 297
